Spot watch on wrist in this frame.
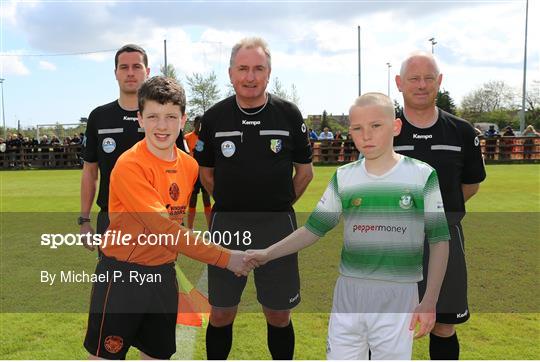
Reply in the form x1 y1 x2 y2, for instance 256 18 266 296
77 216 91 225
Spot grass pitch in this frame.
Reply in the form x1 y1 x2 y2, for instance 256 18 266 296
0 164 539 359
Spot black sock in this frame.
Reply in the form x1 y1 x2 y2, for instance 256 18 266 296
267 321 295 360
206 323 233 360
429 332 460 360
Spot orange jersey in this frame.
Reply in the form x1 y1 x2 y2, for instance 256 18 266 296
184 131 198 154
102 139 230 267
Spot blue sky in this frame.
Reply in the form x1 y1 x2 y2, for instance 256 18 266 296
1 0 538 129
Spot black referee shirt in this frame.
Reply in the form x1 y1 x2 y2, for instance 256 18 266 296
82 100 145 211
394 108 486 224
195 94 312 212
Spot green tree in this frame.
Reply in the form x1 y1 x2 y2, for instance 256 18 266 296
186 72 220 116
160 64 180 83
321 110 329 130
394 100 403 116
436 89 456 115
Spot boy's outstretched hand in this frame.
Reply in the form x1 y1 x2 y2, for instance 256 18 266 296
244 249 270 266
226 250 259 277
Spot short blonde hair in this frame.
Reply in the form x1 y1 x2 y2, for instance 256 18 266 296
349 92 396 120
230 37 271 69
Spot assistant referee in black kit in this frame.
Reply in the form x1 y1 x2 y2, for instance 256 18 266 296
80 44 187 242
394 51 486 360
194 37 313 360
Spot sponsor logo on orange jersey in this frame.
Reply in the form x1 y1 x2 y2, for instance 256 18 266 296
169 183 179 201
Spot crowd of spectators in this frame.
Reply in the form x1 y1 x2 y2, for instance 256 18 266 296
0 132 84 168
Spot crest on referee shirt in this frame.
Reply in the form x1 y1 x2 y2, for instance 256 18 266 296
169 182 179 201
221 141 235 157
195 140 204 152
102 137 116 153
104 335 123 354
352 198 362 207
270 139 282 153
399 193 414 209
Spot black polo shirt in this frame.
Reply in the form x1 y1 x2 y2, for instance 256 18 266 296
394 108 486 224
82 100 144 211
195 94 312 212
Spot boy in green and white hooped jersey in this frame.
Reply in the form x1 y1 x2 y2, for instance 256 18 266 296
245 92 449 360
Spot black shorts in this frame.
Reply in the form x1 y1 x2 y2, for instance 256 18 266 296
419 223 470 325
207 211 300 310
84 256 178 359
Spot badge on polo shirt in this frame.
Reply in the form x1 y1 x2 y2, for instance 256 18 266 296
195 140 204 152
221 141 235 157
270 139 282 153
102 137 116 153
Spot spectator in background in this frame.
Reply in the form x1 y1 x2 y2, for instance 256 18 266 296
308 128 318 141
501 126 515 160
343 133 356 162
319 127 334 162
484 125 500 160
523 125 540 160
333 130 344 162
318 126 334 140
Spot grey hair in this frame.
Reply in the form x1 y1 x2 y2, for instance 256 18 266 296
350 92 395 120
229 37 271 69
399 51 440 77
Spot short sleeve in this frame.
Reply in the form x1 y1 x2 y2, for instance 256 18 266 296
461 122 486 184
289 104 312 164
82 109 98 162
305 172 342 236
194 113 214 167
424 170 450 243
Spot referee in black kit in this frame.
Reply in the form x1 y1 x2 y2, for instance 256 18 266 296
194 37 313 360
80 44 187 242
394 51 486 360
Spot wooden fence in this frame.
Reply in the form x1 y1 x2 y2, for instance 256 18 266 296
1 136 538 170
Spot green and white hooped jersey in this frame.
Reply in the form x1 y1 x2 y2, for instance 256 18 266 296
305 155 449 283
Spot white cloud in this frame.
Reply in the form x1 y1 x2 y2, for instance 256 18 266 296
1 54 30 76
38 60 56 71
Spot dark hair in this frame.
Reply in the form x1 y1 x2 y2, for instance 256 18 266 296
115 44 148 69
138 76 186 115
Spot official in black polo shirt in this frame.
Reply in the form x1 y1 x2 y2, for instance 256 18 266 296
394 51 486 360
80 44 150 241
80 44 190 244
195 37 313 360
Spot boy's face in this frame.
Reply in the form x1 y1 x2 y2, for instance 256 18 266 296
348 105 402 161
138 100 186 159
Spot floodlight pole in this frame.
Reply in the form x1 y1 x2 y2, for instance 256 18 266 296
429 37 437 54
386 63 392 97
0 79 6 139
520 0 529 132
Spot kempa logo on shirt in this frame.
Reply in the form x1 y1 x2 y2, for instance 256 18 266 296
123 116 138 122
352 224 408 234
289 293 299 303
242 120 260 126
413 133 433 139
457 309 469 318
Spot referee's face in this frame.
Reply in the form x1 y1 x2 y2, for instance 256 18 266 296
115 51 150 96
229 46 271 107
396 56 441 111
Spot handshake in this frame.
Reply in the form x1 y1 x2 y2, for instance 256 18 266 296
225 249 271 277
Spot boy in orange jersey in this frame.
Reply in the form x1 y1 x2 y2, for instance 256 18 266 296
184 115 212 229
84 76 252 360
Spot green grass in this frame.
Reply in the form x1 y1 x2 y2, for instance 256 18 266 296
0 165 539 359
